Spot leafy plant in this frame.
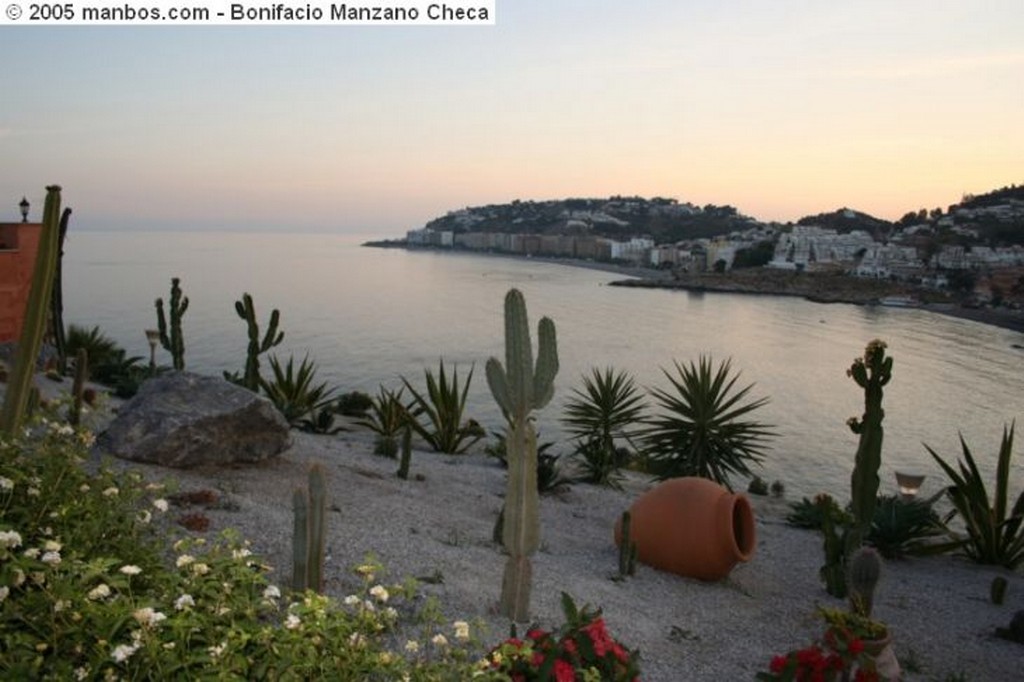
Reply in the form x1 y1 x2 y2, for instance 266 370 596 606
336 390 374 417
747 476 769 496
298 404 348 435
572 437 632 489
787 495 849 530
868 494 942 559
260 354 334 426
562 367 646 488
925 423 1024 569
65 324 123 374
641 356 773 490
402 360 483 455
356 386 411 458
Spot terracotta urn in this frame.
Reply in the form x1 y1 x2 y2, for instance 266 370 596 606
614 476 756 581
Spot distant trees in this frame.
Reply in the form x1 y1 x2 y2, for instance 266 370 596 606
732 241 775 269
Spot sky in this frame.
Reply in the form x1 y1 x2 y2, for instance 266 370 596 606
1 1 1022 234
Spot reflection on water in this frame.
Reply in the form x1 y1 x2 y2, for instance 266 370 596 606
66 231 1024 500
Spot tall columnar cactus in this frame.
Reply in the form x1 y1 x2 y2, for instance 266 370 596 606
292 463 328 592
231 293 283 391
0 186 62 436
845 339 892 554
847 546 882 618
155 277 189 371
486 288 559 621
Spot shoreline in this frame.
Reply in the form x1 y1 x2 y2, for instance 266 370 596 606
365 243 1024 336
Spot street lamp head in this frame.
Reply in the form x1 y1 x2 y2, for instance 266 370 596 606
19 197 29 222
144 329 161 348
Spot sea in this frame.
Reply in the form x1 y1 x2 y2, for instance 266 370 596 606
63 230 1024 500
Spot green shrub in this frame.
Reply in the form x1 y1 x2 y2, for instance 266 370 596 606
747 476 769 496
562 367 646 488
336 390 374 417
642 356 773 490
259 354 334 426
356 386 411 458
926 423 1024 569
868 494 943 559
402 361 483 455
787 495 848 530
65 324 123 373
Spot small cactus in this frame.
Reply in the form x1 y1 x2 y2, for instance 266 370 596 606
847 546 882 618
618 510 637 578
155 277 189 371
68 348 88 427
292 464 328 592
992 576 1009 605
397 423 413 480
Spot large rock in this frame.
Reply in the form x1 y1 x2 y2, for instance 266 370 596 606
98 372 292 467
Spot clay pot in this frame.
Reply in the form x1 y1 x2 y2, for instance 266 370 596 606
615 477 756 581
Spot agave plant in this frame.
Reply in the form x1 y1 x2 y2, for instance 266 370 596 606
562 367 646 488
925 423 1024 569
868 494 943 559
259 354 333 426
641 356 773 490
402 360 483 454
298 404 348 435
355 386 411 458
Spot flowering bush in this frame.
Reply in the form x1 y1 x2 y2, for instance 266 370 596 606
482 592 641 681
757 622 879 682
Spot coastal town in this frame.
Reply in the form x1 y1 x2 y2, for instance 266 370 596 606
372 185 1024 324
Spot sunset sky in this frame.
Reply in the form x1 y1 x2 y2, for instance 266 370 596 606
1 1 1021 234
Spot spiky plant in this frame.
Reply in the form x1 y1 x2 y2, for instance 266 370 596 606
356 386 410 457
260 354 334 426
562 367 646 488
65 324 122 374
642 356 773 490
926 423 1024 569
402 360 483 454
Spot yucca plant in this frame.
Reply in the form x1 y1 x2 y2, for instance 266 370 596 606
641 356 773 490
402 360 483 454
65 324 123 374
925 423 1024 569
355 386 411 457
260 354 334 426
562 367 646 488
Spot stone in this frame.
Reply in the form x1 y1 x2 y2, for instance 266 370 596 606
97 371 292 467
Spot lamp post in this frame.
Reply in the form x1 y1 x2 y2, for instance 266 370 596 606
19 197 29 222
895 471 925 502
145 329 160 376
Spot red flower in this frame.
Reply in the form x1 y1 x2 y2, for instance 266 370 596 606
561 638 578 657
848 638 864 656
553 658 575 682
770 654 789 673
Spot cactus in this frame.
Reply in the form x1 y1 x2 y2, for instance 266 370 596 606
486 288 559 621
292 463 328 592
845 339 892 555
818 494 848 598
230 292 283 391
155 277 189 371
0 186 62 436
991 576 1009 605
68 348 88 427
618 510 637 578
847 546 882 618
397 423 413 480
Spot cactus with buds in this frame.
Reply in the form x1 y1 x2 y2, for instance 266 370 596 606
155 277 189 371
847 546 882 618
1 186 62 436
231 292 283 391
68 348 88 427
292 463 327 592
486 289 559 621
845 339 892 554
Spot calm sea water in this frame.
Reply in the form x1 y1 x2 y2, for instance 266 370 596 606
63 230 1024 499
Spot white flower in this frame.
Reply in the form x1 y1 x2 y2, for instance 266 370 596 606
102 487 119 497
79 483 90 493
404 640 419 653
74 666 89 680
111 643 138 663
362 599 376 612
145 482 164 491
43 540 62 552
23 547 40 559
454 620 470 641
343 594 360 606
119 565 142 576
136 510 152 524
54 599 70 612
262 585 281 600
0 530 22 549
12 569 25 586
174 594 195 611
0 476 13 492
284 614 301 630
349 632 367 648
209 642 226 659
133 607 167 627
30 571 46 585
383 606 398 620
152 499 169 512
41 551 61 565
88 584 111 600
27 487 40 497
232 548 252 560
0 586 9 603
175 554 194 568
432 633 449 647
191 563 210 576
369 584 389 603
216 606 230 616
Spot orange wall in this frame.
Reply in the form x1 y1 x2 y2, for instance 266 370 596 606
0 222 43 343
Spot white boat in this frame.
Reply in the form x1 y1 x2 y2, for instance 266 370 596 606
878 296 918 307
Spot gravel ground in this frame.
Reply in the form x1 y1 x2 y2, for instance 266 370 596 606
87 426 1023 682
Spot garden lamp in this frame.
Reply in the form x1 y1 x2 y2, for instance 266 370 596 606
19 197 29 222
895 471 925 501
145 329 160 375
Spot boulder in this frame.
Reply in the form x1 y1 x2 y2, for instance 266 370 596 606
97 372 292 467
